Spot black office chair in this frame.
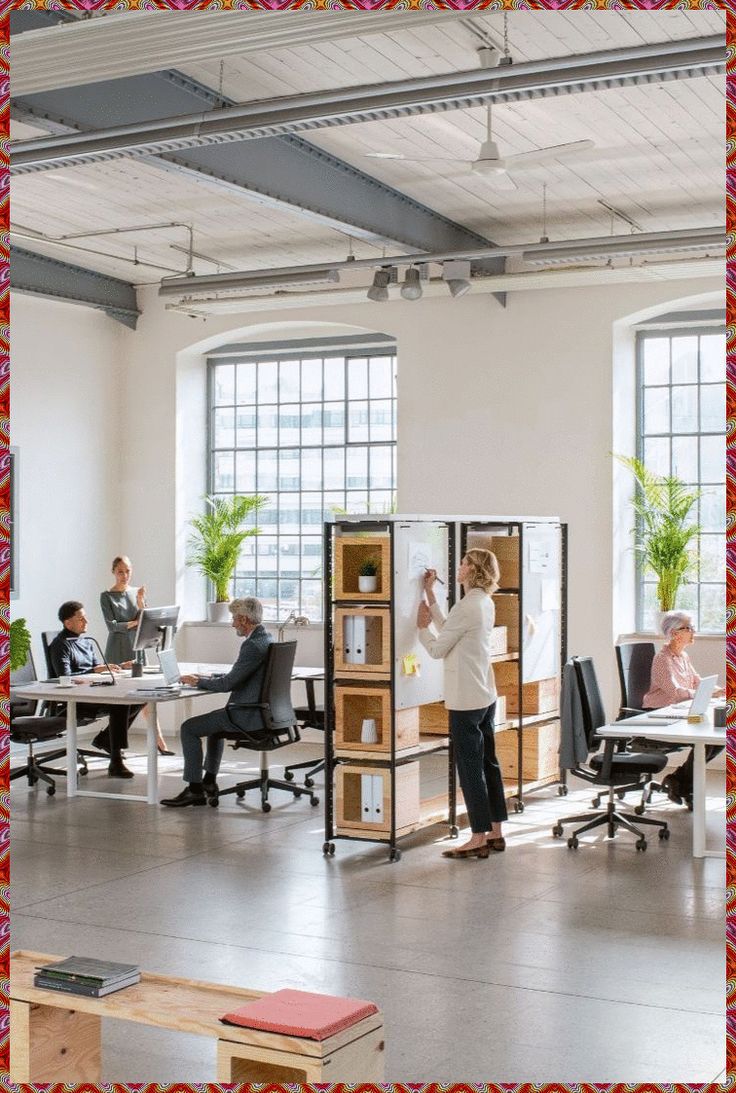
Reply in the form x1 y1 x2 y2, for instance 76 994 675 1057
209 641 320 812
284 677 325 789
553 656 670 850
41 630 108 766
10 650 75 796
615 641 688 810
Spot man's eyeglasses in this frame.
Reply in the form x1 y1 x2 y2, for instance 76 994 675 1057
675 625 695 632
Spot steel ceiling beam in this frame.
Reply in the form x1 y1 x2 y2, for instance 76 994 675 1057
11 247 139 328
12 69 506 274
11 36 725 174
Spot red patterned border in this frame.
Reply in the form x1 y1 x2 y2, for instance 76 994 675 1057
1 1 731 1090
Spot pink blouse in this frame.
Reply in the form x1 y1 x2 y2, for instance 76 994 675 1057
642 646 701 709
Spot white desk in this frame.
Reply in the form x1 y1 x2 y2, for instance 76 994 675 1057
11 663 324 806
598 708 725 859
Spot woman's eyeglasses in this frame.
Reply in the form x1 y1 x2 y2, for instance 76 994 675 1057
675 625 695 632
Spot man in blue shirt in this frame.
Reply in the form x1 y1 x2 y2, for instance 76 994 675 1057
161 597 273 807
48 600 143 779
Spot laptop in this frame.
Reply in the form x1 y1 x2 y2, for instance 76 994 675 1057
156 649 201 692
623 675 719 727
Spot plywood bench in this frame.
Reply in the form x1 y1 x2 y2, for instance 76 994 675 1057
10 950 385 1082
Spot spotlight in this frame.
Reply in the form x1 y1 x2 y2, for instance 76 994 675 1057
442 260 471 298
367 269 391 302
400 267 423 301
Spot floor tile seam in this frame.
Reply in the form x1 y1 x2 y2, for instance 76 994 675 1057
9 854 199 911
8 910 725 1016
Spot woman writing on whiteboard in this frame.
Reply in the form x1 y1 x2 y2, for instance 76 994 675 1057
417 548 507 859
100 555 173 756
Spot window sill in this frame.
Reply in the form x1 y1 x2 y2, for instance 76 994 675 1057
181 620 325 630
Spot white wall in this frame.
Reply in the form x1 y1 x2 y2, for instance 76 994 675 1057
10 293 128 669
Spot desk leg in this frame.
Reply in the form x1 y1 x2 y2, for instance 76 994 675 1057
147 701 158 805
10 998 101 1081
692 741 705 858
66 700 78 799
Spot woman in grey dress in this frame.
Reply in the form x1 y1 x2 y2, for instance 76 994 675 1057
100 556 173 755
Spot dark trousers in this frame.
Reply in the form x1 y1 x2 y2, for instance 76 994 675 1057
79 703 141 757
450 702 508 833
180 707 256 784
671 745 724 794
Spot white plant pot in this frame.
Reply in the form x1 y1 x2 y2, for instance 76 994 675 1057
358 575 378 593
207 601 231 623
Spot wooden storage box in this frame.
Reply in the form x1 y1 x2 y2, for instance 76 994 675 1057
334 607 391 677
493 661 558 715
489 626 508 657
467 532 520 589
493 593 519 650
335 762 420 833
496 719 560 781
335 686 419 753
334 535 391 601
417 696 506 735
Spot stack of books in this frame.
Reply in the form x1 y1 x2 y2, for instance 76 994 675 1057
34 956 141 998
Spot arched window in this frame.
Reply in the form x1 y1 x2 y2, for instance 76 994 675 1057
636 325 725 632
208 336 397 620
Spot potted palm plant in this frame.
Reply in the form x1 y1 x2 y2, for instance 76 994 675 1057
187 494 269 622
616 454 701 614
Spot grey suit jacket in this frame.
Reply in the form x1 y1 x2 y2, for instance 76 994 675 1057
196 625 274 732
558 660 589 770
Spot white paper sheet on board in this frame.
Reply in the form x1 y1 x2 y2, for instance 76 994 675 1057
528 539 552 574
541 579 560 611
407 541 433 580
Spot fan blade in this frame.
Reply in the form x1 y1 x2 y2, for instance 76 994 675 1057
364 152 466 163
504 139 595 170
487 171 518 191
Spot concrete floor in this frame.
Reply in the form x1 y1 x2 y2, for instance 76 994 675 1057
10 729 725 1082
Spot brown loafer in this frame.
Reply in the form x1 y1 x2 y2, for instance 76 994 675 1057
442 845 490 859
487 837 506 852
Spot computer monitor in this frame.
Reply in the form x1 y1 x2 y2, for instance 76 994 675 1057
132 605 180 653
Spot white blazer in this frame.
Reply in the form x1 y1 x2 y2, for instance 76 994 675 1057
418 588 497 711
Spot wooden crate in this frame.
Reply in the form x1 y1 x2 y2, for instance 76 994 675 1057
335 762 420 833
494 660 558 715
334 607 391 677
335 686 419 753
467 532 520 588
334 535 391 601
495 719 560 781
489 625 508 657
493 593 519 650
416 696 506 736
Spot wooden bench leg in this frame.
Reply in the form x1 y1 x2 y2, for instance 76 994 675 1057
10 998 102 1082
217 1025 384 1082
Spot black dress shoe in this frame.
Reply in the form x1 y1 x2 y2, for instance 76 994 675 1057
92 730 111 754
160 787 206 808
108 758 134 779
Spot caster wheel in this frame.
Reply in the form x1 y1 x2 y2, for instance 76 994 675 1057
284 770 294 781
323 842 336 856
591 796 601 809
636 838 647 851
236 788 246 799
552 824 563 838
513 800 525 814
46 785 55 796
450 826 459 838
658 827 670 840
208 797 219 808
262 802 272 813
567 836 579 849
304 777 314 789
310 796 319 807
686 795 693 812
295 790 303 799
558 784 568 796
634 804 645 816
616 790 626 800
28 776 38 787
389 848 402 862
79 766 88 777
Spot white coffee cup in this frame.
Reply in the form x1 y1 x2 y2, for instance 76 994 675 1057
57 677 75 687
360 717 378 744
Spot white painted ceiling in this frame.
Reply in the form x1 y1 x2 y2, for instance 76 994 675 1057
10 10 725 287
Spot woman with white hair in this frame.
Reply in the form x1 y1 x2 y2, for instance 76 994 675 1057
643 609 724 804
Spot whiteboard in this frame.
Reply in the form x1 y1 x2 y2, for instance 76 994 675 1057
393 522 449 709
520 523 561 683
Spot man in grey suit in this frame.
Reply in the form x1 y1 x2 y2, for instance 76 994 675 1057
161 597 273 808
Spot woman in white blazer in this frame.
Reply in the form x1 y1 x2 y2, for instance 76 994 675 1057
417 548 507 860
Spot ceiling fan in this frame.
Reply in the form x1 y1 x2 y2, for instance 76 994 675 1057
364 101 595 192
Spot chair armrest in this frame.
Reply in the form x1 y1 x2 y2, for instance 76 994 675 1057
227 702 268 711
598 736 618 781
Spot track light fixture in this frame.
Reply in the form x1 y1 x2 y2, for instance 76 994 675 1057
367 268 391 302
442 260 472 298
400 266 423 301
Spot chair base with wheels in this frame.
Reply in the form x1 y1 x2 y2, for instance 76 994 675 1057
553 775 671 852
210 731 320 812
283 682 325 789
10 721 69 797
